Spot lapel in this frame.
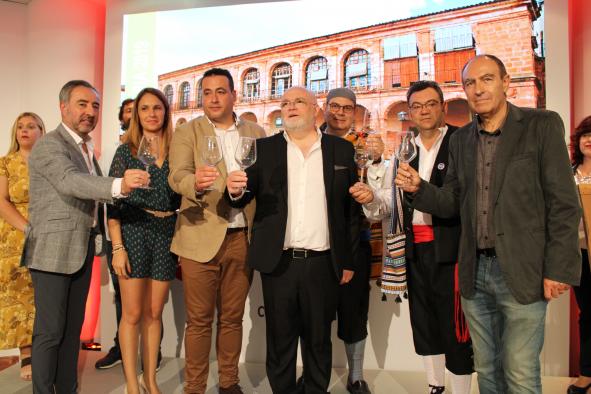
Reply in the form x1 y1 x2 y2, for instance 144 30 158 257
196 116 228 177
277 134 289 209
492 103 523 204
429 126 454 185
464 121 478 234
321 134 335 203
56 124 91 175
92 156 103 176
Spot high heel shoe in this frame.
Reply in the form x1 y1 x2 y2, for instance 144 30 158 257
567 383 591 394
138 374 149 394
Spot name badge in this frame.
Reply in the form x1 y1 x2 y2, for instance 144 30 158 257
437 163 445 170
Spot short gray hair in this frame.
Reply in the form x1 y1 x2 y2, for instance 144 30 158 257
59 80 98 103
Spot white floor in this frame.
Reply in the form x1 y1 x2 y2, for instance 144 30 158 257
0 350 575 393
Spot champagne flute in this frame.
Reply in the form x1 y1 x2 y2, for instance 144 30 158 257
234 136 257 193
354 147 371 184
137 135 159 189
202 136 223 191
394 130 417 163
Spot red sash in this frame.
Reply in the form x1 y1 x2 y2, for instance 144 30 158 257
412 224 434 243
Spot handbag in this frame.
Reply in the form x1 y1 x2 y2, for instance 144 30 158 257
380 159 408 303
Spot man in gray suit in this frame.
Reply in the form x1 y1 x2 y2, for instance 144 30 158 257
22 80 147 394
395 55 581 394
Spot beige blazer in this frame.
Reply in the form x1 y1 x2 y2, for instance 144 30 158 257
168 116 265 262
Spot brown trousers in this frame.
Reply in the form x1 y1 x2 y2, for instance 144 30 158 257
180 230 251 393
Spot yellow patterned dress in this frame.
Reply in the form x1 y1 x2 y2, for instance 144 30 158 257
0 152 34 349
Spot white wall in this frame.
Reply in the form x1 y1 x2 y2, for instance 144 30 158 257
541 0 572 376
0 2 27 155
572 0 591 126
0 0 106 153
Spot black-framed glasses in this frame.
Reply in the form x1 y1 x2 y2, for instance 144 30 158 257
409 100 441 112
328 102 355 114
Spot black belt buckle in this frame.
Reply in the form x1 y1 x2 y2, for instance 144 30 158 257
291 248 308 259
477 248 496 258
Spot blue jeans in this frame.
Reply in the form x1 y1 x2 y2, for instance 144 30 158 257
462 254 547 394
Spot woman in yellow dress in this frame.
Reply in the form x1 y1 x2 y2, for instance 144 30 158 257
0 112 45 380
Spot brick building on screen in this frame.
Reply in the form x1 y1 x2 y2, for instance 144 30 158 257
158 0 544 138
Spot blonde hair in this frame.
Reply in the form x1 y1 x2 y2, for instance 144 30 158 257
122 88 172 158
8 112 46 154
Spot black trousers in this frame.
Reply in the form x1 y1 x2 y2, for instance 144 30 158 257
261 252 339 394
407 241 473 375
337 240 371 343
30 235 94 394
574 250 591 377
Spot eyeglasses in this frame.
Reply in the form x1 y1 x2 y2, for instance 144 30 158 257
280 98 309 109
409 100 441 112
328 102 355 114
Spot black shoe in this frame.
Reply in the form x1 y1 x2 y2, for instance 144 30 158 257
94 347 122 369
347 380 371 394
567 383 591 394
429 385 445 394
219 384 243 394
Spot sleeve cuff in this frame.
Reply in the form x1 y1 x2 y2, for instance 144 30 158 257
112 178 127 198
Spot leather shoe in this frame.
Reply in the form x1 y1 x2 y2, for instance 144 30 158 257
219 384 243 394
567 383 591 394
347 380 371 394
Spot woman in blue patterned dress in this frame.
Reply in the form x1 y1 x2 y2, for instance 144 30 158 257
108 88 180 394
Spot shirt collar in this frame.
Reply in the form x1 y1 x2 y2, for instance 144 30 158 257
205 113 239 131
62 122 94 151
476 103 509 136
416 126 447 149
283 128 323 145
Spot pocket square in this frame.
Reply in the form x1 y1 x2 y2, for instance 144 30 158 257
334 165 348 170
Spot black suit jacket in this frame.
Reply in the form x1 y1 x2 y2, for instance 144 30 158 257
413 104 581 304
227 132 360 280
403 125 460 264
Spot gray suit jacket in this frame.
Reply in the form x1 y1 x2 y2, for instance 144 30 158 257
413 103 581 304
22 124 116 274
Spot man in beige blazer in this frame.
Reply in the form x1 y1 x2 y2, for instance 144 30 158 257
168 68 265 394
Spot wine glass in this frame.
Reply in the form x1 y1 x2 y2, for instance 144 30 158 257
234 136 257 193
354 147 371 183
137 135 159 189
394 131 417 163
361 108 382 162
202 136 223 191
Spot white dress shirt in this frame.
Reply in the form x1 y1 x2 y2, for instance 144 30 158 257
412 126 448 225
62 123 124 227
283 130 330 251
209 117 247 229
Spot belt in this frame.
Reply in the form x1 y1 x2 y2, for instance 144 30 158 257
227 227 247 234
477 248 496 257
283 248 330 259
143 209 176 218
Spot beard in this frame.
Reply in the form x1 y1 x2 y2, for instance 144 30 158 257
284 114 315 132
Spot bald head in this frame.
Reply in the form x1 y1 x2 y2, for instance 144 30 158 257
285 87 317 105
461 54 507 83
280 87 318 133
